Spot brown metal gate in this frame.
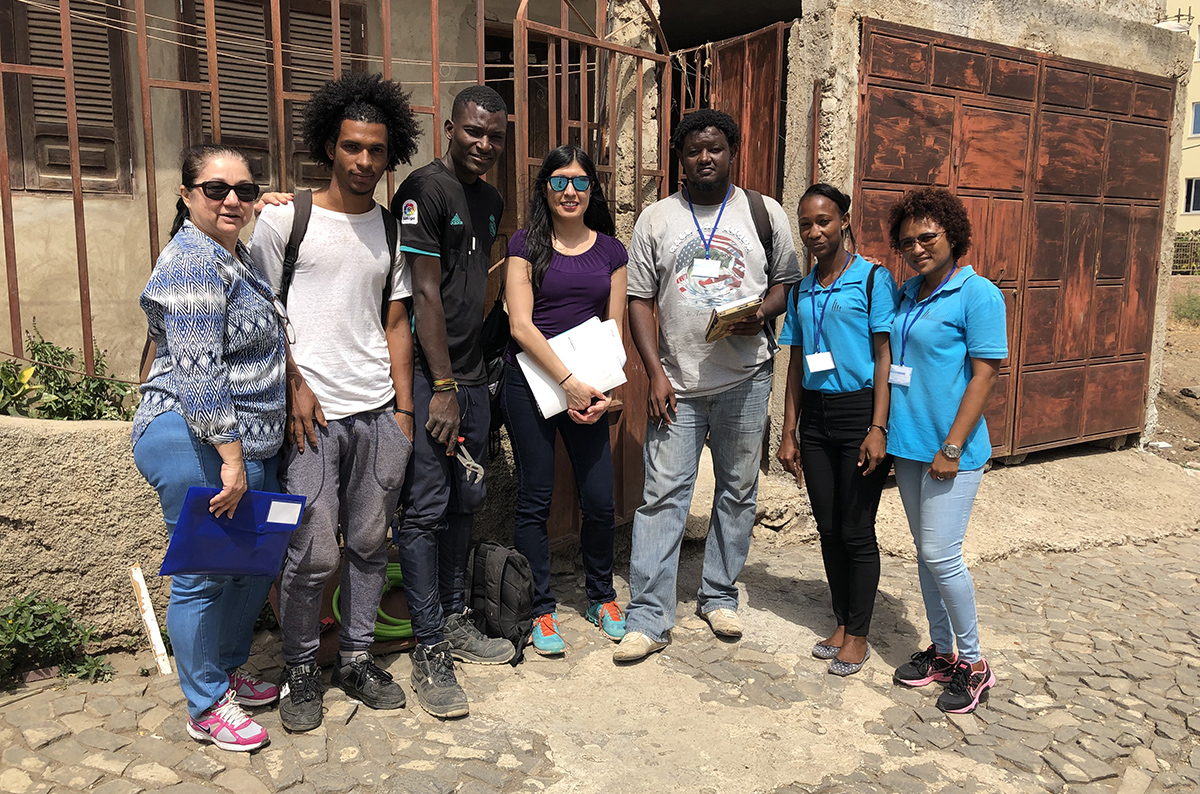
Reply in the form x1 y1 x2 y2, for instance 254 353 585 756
512 0 671 545
853 19 1173 458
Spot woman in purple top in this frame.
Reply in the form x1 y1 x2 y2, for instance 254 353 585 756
502 144 628 655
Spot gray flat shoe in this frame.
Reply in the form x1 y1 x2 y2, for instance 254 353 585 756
812 642 841 660
829 645 871 676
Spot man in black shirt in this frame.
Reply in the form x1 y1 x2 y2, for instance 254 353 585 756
391 85 513 718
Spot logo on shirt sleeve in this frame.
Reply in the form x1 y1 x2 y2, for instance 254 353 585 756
401 199 419 225
450 213 464 226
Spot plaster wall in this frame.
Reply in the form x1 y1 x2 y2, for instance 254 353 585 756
778 0 1194 458
1166 2 1200 233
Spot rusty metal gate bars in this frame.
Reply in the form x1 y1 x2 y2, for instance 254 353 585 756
513 0 670 228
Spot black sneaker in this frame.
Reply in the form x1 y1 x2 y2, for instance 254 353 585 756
278 663 323 732
893 644 958 687
443 610 516 665
410 641 469 719
937 659 997 714
332 652 405 710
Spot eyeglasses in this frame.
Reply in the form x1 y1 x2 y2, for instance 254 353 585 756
272 297 296 345
547 175 591 192
897 230 945 252
190 180 261 202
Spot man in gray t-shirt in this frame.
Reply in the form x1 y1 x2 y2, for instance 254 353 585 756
615 109 800 662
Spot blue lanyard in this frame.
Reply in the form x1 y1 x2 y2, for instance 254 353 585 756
685 185 733 258
809 251 854 353
898 265 958 365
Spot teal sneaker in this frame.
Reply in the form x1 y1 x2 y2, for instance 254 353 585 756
531 613 565 655
586 601 626 641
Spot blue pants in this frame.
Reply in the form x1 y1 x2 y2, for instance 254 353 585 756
132 411 279 719
501 364 617 617
893 457 985 664
624 364 772 642
396 372 489 644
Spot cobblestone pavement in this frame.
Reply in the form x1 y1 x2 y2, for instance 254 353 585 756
2 531 1198 794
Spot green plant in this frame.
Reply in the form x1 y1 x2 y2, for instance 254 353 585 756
22 324 134 421
1173 288 1200 325
0 361 43 416
0 593 111 688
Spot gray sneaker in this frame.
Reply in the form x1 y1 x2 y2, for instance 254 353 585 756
278 663 323 732
443 611 516 665
410 641 469 719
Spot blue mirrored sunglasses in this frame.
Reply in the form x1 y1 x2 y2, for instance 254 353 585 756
547 175 591 192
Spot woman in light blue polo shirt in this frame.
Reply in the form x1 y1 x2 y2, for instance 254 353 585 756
777 184 898 676
884 187 1007 714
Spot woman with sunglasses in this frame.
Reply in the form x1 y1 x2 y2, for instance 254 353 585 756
885 187 1007 714
776 183 898 676
501 144 628 654
131 144 287 750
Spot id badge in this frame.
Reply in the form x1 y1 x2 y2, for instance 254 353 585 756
805 351 835 373
692 257 721 278
889 364 912 386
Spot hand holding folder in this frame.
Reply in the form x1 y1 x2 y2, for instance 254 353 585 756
160 487 307 577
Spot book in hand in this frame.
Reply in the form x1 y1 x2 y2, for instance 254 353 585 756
516 317 628 418
704 294 763 343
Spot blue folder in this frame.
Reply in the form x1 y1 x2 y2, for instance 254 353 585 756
160 487 307 577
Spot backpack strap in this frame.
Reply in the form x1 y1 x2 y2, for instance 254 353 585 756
279 189 313 306
745 189 774 266
379 203 400 323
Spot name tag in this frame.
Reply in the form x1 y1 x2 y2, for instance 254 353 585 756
692 257 721 278
805 351 835 373
889 364 912 386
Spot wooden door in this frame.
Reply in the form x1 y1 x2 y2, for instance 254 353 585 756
853 20 1173 458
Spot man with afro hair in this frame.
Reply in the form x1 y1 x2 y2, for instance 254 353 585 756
615 108 801 661
249 72 420 731
389 84 514 719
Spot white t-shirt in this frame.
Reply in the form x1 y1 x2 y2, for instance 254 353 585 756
249 202 412 420
626 187 801 396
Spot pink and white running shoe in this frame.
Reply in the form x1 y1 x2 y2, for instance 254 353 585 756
229 670 279 706
187 689 269 752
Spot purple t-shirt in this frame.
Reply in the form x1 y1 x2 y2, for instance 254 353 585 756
505 228 627 362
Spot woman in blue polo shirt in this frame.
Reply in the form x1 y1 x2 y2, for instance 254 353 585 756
777 183 897 676
885 187 1007 714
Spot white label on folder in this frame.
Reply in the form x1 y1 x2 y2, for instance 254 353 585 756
266 500 302 526
806 351 835 373
889 364 912 386
692 257 721 278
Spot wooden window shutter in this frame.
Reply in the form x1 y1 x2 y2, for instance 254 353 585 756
13 0 132 192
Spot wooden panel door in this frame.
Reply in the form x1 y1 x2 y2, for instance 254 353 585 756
855 20 1173 459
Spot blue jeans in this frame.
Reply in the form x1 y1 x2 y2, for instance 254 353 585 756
892 457 984 664
501 364 616 617
625 364 772 642
132 411 279 719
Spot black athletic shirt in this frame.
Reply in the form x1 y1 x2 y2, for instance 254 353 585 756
392 159 504 386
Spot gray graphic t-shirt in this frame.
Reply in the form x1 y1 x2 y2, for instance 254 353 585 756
626 187 801 397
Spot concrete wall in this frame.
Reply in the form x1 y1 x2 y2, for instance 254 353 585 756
1166 2 1200 232
777 0 1194 452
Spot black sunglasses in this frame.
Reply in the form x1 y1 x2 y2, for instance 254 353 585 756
191 180 261 202
547 175 591 192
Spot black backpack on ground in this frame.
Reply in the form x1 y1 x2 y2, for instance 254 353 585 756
464 540 533 666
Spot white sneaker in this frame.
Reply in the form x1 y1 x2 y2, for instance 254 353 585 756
612 631 667 662
700 607 743 638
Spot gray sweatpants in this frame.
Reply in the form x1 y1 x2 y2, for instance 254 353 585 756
278 408 412 666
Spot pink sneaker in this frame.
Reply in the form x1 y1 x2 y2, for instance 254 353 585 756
187 690 269 751
229 670 279 706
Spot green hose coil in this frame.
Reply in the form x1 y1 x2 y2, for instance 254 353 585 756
330 562 414 640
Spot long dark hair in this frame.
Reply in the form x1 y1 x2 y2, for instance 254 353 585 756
524 145 615 291
799 182 857 254
170 144 253 238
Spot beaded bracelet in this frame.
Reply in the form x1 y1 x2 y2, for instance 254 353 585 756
432 378 459 393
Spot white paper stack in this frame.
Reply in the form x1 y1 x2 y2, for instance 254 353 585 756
516 317 628 418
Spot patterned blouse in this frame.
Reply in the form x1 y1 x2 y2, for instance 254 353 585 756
131 221 287 460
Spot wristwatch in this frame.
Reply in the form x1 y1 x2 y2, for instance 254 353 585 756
939 443 962 461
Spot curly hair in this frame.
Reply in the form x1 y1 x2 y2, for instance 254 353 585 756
887 187 972 260
671 108 740 153
301 73 420 172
